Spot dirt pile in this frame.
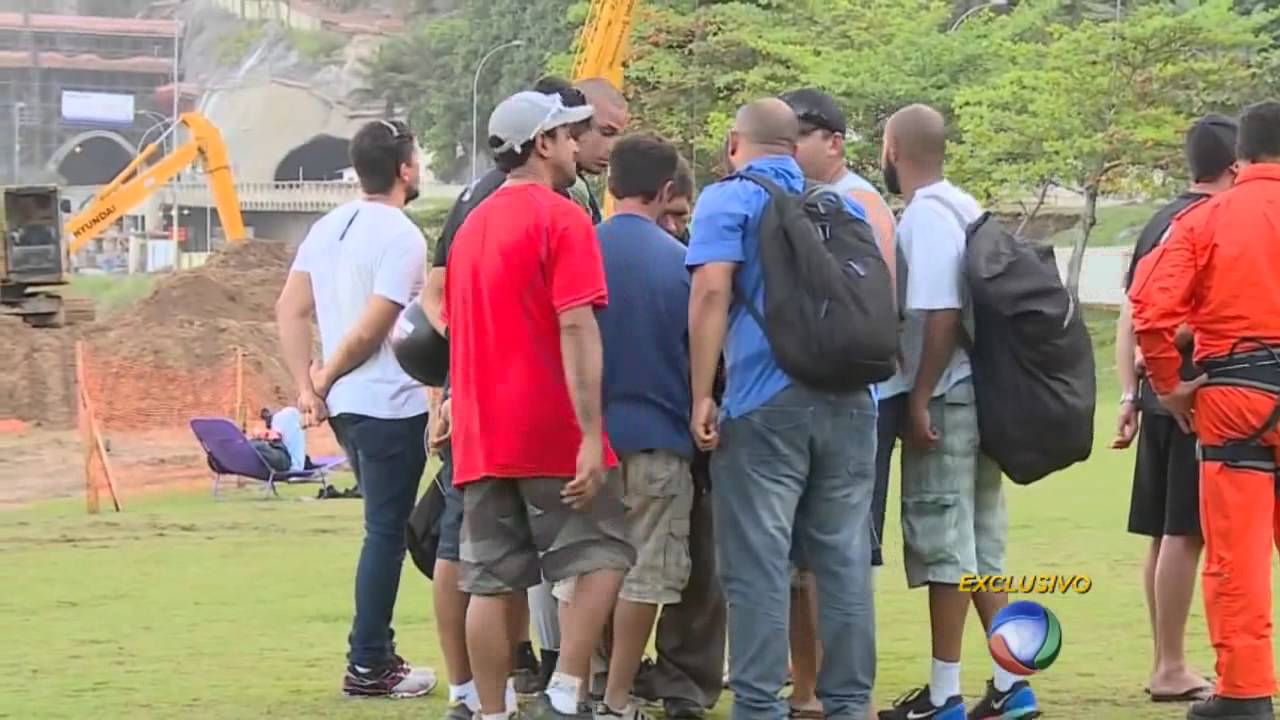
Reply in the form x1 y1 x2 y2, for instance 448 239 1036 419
0 316 77 428
80 240 301 428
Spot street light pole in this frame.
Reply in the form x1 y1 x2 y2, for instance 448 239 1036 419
472 39 524 183
171 19 182 249
11 101 23 184
949 0 1009 32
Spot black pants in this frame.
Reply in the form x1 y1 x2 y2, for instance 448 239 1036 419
872 394 907 567
633 456 727 709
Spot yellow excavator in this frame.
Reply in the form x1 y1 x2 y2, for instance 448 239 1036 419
0 113 245 328
65 112 246 254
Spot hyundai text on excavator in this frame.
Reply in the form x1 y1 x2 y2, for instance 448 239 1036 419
1 112 245 328
65 112 246 253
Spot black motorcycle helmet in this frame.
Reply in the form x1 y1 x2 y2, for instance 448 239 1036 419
392 300 449 388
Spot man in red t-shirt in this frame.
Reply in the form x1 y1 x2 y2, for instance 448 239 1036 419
443 91 635 720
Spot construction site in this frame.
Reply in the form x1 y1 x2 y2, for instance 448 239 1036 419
0 237 334 507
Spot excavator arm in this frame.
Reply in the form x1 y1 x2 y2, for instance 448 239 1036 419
65 112 245 254
571 0 639 88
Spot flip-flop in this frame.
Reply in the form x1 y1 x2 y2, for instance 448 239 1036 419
1150 685 1214 703
1144 676 1215 695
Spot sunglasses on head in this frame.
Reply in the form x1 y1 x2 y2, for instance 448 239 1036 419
378 119 413 142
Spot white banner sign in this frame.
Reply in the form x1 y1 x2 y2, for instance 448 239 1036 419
61 91 135 127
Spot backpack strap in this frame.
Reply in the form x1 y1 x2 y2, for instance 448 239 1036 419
917 194 977 353
717 171 788 333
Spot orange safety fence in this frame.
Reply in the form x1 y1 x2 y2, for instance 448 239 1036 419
77 341 342 512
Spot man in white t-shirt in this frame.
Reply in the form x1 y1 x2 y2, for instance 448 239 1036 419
875 105 1037 720
276 119 437 700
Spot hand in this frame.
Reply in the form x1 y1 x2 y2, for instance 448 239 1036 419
309 361 331 398
1175 324 1194 351
562 435 605 510
297 388 328 428
1158 374 1208 434
429 398 452 449
691 397 720 451
906 401 939 450
1112 401 1140 449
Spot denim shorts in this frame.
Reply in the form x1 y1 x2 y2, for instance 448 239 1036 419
899 380 1006 588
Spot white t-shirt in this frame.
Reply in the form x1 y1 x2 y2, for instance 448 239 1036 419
879 179 980 399
290 200 428 419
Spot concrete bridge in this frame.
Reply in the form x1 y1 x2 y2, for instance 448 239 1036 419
168 180 466 213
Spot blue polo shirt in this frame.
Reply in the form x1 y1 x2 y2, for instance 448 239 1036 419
598 213 694 459
685 155 869 419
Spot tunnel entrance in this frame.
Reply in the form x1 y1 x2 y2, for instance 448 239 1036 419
55 134 135 186
274 135 352 181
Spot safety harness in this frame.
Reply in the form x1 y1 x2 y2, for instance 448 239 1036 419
1197 339 1280 475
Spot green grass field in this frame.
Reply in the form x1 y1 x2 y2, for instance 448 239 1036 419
67 274 157 317
3 311 1272 720
1050 202 1164 247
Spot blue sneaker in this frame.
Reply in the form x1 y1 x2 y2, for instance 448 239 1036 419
879 686 966 720
967 679 1041 719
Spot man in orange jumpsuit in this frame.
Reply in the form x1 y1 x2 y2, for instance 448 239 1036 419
1131 100 1280 720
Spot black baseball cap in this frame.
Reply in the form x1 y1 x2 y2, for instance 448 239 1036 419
780 88 847 136
1185 113 1238 182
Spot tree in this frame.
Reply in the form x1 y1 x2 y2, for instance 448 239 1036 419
952 0 1273 297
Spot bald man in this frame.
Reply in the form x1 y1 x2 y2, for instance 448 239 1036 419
875 105 1037 720
686 97 877 720
568 77 630 222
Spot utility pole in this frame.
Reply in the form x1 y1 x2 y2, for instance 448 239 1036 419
171 18 182 249
12 102 23 184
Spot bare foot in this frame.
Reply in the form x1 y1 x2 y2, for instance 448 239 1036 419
1148 668 1214 699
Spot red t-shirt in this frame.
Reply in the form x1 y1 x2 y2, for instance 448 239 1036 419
443 183 619 485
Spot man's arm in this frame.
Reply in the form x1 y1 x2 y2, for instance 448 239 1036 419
689 263 735 403
423 267 447 335
277 270 317 396
559 305 604 438
1116 300 1139 399
313 296 406 395
909 310 961 410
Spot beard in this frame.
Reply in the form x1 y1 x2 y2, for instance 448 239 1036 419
882 159 902 196
404 181 421 204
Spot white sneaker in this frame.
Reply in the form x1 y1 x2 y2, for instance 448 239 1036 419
343 657 438 698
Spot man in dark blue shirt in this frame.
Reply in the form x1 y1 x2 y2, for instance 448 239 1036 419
589 134 696 720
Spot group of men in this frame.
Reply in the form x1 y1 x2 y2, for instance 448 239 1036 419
276 78 1280 720
1120 101 1280 720
276 70 1044 720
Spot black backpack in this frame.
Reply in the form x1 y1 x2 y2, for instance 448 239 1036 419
405 470 447 580
927 198 1096 485
731 173 898 391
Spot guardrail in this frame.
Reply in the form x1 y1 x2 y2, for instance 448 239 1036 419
169 180 465 212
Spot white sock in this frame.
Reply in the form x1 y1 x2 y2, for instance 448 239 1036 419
992 663 1022 693
505 678 517 714
546 672 583 715
929 658 962 707
450 680 480 711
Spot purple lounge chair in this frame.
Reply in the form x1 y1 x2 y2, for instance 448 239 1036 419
190 417 347 497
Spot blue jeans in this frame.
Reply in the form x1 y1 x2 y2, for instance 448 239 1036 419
712 384 876 720
330 412 428 669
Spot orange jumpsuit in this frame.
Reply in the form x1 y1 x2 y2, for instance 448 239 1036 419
1131 163 1280 700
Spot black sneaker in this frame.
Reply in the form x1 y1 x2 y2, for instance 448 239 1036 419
513 641 543 695
663 698 706 720
444 699 476 720
878 687 965 720
342 657 438 698
632 658 659 704
967 679 1040 719
524 692 592 720
1188 695 1275 720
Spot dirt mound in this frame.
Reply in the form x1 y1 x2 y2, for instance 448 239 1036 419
0 316 77 428
82 241 300 411
0 241 303 430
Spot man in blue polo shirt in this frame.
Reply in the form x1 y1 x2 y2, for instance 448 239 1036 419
686 97 877 720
